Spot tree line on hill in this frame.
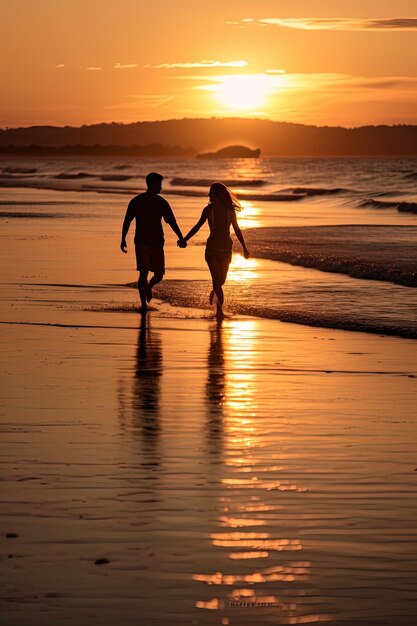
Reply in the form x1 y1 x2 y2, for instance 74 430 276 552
0 143 194 157
1 118 416 156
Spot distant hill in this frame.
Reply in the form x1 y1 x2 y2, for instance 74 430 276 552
1 118 417 156
197 145 261 159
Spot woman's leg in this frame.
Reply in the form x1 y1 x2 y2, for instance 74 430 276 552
206 256 224 312
206 254 231 317
217 255 231 317
218 254 231 287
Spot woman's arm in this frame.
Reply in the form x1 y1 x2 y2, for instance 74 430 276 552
231 212 250 258
183 208 208 242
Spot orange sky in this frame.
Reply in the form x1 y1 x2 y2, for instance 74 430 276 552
1 0 417 128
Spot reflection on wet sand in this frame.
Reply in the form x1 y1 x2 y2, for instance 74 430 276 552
206 320 226 458
118 315 162 462
117 317 333 624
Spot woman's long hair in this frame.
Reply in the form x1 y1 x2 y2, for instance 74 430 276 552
209 182 242 212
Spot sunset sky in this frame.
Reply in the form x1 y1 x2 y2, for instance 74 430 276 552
1 0 417 128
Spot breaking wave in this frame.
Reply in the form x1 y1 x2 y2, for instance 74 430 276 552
1 166 37 174
282 186 348 196
55 172 97 179
243 225 417 287
78 184 305 202
0 211 87 219
135 280 417 339
360 198 417 214
99 174 133 181
170 177 267 187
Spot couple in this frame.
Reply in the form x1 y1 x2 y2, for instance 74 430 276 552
120 172 249 318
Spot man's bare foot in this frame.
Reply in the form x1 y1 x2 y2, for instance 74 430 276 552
209 290 214 305
146 286 153 303
139 305 148 314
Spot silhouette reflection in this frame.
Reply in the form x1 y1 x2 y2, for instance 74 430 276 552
206 320 226 458
118 314 163 466
133 315 162 458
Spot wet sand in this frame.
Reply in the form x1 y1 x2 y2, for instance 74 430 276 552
1 187 417 625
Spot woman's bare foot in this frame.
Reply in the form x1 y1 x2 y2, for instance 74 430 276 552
209 290 214 305
216 306 225 319
139 305 148 314
146 286 153 303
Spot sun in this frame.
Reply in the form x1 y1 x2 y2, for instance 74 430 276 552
215 74 277 111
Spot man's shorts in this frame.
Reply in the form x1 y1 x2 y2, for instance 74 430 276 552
135 244 165 275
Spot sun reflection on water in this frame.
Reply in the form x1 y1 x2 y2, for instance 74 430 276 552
193 319 319 621
229 253 260 282
236 200 262 229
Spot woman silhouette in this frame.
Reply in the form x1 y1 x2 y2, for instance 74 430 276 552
180 182 250 318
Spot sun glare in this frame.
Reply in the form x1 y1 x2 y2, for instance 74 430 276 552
215 74 278 111
230 254 260 281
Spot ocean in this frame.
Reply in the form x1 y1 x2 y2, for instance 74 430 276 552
1 156 417 337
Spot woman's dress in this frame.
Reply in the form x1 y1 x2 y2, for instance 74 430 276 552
204 204 233 260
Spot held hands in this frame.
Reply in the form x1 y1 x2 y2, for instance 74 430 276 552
120 239 127 253
177 237 187 248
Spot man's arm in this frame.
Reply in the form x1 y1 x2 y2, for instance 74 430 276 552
168 217 185 242
163 201 187 245
120 201 135 253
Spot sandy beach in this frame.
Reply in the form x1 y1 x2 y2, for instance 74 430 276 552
1 183 417 625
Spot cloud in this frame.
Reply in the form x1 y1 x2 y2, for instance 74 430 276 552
273 73 417 93
230 17 417 31
86 66 102 71
178 71 417 97
122 94 175 108
365 18 417 30
314 74 417 90
148 60 248 69
113 63 139 69
337 76 417 90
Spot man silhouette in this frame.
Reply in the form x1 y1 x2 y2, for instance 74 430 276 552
120 172 186 312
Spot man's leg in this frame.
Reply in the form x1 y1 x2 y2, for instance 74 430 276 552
138 270 149 311
147 273 163 303
146 248 165 303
